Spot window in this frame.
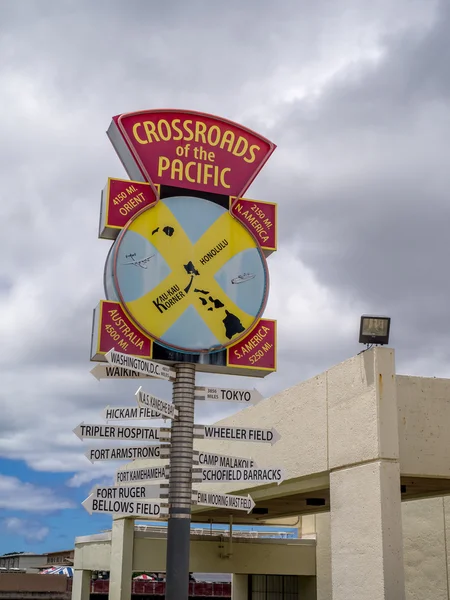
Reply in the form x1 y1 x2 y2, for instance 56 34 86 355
250 575 300 599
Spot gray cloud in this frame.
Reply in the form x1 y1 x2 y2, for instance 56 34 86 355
0 0 448 490
264 0 450 371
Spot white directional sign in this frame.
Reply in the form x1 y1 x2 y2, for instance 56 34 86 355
73 422 168 442
193 491 256 513
199 467 285 485
115 465 202 486
82 494 167 519
102 405 163 421
194 425 280 445
85 444 162 463
90 364 154 380
195 386 263 405
116 465 169 485
90 484 167 500
159 447 256 469
136 387 178 420
196 451 256 469
105 348 175 381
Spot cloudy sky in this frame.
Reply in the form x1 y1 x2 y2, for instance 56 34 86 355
0 0 449 555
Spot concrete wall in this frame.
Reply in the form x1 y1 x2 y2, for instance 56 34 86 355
74 539 111 572
113 350 450 504
397 375 450 478
315 514 331 600
74 534 315 576
195 356 330 495
190 350 450 501
402 497 450 600
193 348 399 500
313 497 450 600
0 573 68 592
134 537 315 576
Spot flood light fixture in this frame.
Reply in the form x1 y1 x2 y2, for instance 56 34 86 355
359 315 391 346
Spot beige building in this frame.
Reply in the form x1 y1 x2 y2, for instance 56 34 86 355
44 550 74 566
0 553 45 573
72 347 450 600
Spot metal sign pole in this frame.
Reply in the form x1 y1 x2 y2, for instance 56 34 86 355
165 363 196 600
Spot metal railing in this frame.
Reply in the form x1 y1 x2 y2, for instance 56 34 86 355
89 579 231 597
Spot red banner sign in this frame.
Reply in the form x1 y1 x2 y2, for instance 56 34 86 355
227 319 276 371
99 178 158 239
109 110 276 198
93 301 152 359
231 197 277 254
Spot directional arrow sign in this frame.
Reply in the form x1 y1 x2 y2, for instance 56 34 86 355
115 466 203 487
199 467 285 485
90 483 168 500
136 387 178 420
84 444 163 463
102 405 163 421
194 425 280 446
105 348 175 381
82 494 168 519
194 386 263 405
158 448 256 470
193 490 256 513
73 422 168 442
116 465 168 485
196 451 256 469
90 364 154 380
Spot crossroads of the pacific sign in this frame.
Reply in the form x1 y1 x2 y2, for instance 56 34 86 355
107 109 276 198
109 197 269 352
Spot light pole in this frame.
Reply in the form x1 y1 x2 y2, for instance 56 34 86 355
165 363 196 600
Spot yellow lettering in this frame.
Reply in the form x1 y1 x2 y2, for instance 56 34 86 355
157 119 171 141
195 121 207 143
203 164 213 185
132 123 147 145
171 159 184 181
133 119 260 169
158 156 170 177
112 191 127 205
207 125 221 146
220 168 231 189
232 136 248 157
156 157 233 190
172 118 183 141
143 121 160 142
185 162 196 183
219 130 235 152
245 144 260 164
183 120 194 141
